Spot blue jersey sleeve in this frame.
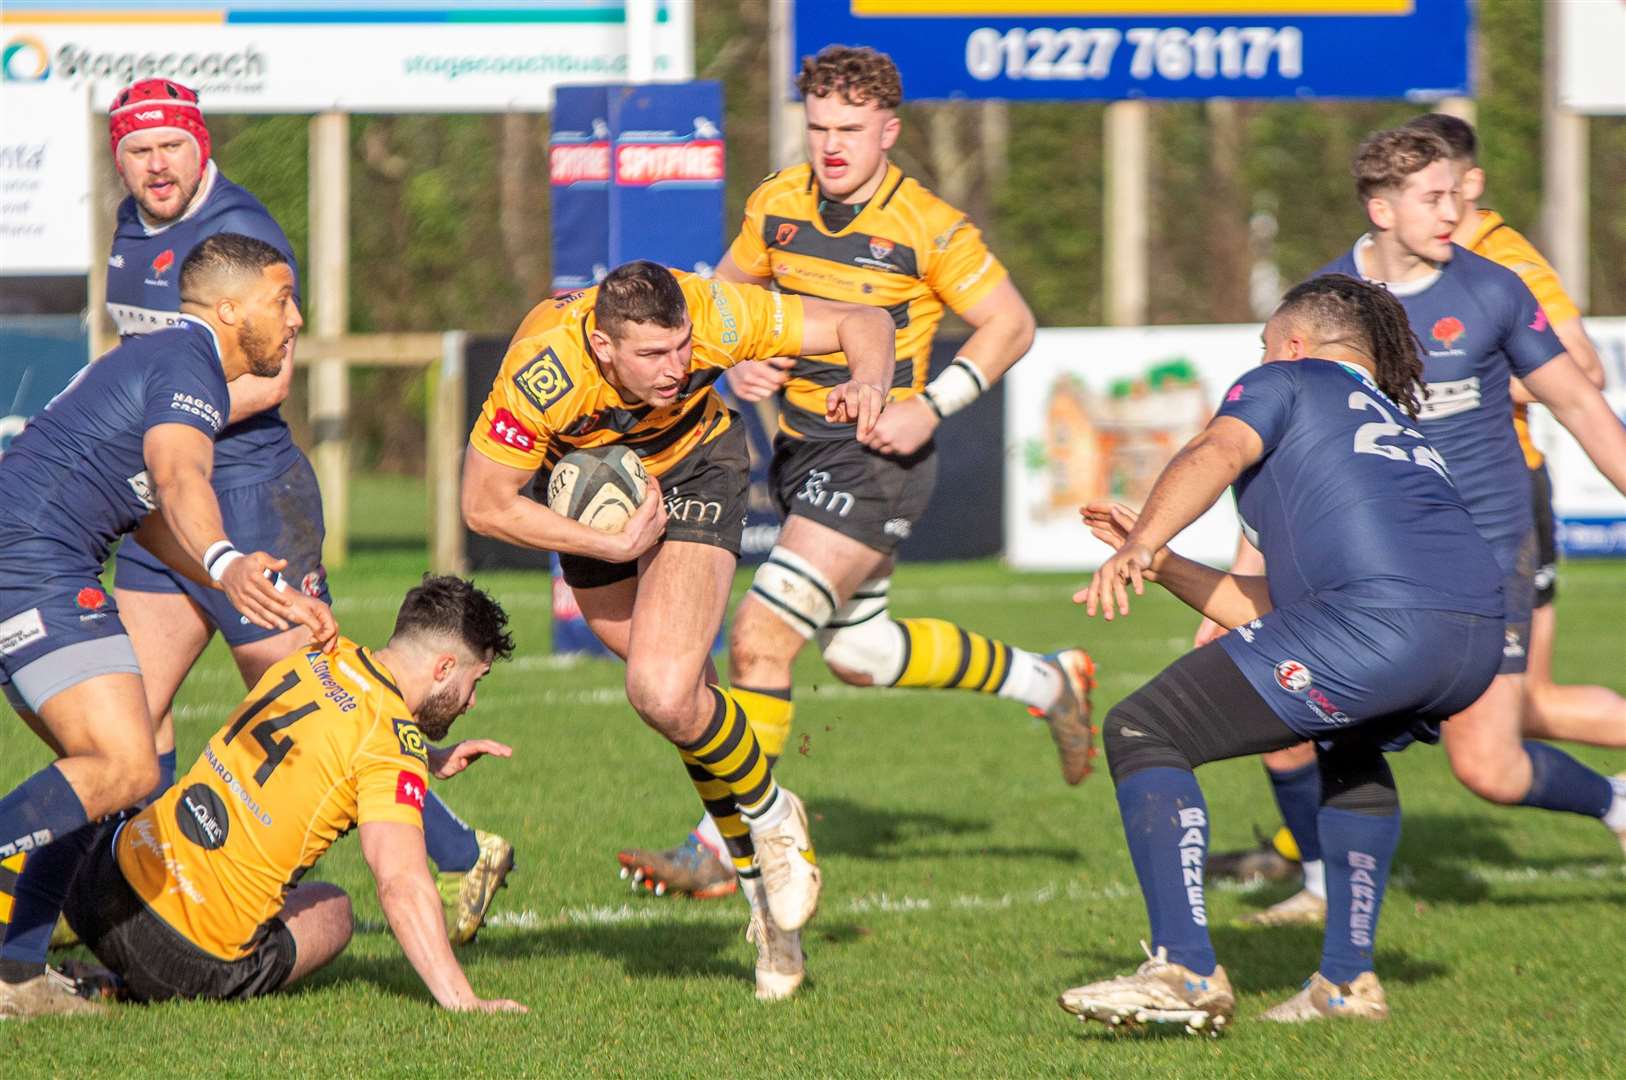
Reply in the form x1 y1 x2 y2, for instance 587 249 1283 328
1215 362 1298 453
1493 268 1563 378
142 349 228 441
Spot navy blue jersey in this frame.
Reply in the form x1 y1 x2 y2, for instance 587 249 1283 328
1216 359 1501 617
0 318 228 568
1316 242 1562 555
107 164 301 490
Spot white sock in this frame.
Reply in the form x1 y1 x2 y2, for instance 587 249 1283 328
693 813 725 857
997 649 1065 711
1602 778 1626 832
1301 858 1327 900
744 786 789 830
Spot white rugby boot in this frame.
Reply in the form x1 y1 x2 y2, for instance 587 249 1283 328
1260 971 1390 1023
1058 942 1234 1036
747 789 821 932
740 876 804 1001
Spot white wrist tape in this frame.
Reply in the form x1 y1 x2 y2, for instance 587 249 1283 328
920 357 988 419
207 546 243 583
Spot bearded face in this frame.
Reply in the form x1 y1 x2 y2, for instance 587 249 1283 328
414 680 468 742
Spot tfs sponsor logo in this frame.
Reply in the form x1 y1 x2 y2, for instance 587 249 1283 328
396 770 426 810
488 407 538 452
549 143 610 185
614 141 724 185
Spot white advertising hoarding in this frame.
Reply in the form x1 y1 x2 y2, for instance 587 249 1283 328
1003 324 1258 572
0 80 91 274
1006 320 1626 571
1557 0 1626 115
0 1 693 113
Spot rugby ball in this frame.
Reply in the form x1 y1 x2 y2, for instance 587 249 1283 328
546 445 649 533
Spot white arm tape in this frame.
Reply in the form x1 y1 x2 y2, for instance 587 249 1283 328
208 548 244 583
921 357 988 419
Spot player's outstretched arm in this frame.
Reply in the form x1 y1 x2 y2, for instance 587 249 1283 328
796 299 893 438
143 422 314 635
1524 354 1626 496
427 738 513 780
1080 418 1262 620
461 446 667 562
1194 534 1266 646
1078 502 1272 628
360 820 527 1013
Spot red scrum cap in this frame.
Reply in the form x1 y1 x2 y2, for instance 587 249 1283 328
109 79 211 168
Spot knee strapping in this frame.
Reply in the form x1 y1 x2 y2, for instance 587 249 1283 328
817 578 907 685
1316 743 1398 816
1104 698 1196 783
747 547 837 639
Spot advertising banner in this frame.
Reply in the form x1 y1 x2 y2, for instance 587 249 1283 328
793 0 1469 102
1 1 693 113
549 85 611 293
0 80 91 274
1557 0 1626 115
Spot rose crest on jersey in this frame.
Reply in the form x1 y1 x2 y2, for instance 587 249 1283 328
1430 316 1465 348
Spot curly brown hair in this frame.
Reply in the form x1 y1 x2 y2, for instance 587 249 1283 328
797 45 903 109
1351 127 1452 204
1275 274 1429 418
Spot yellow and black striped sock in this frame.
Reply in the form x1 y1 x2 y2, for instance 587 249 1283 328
0 852 22 925
731 685 795 766
678 686 782 876
894 618 1013 693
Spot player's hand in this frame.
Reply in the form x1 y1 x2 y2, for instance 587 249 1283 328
427 738 513 780
601 474 667 563
861 394 939 456
454 997 529 1014
1076 541 1156 621
827 380 888 440
726 356 794 402
286 591 340 652
1192 617 1228 648
219 552 298 631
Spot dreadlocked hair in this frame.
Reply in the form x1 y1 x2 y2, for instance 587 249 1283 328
1275 274 1429 419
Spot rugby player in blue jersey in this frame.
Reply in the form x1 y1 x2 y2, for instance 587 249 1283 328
1235 127 1626 930
32 79 512 949
1058 274 1504 1031
0 234 335 1018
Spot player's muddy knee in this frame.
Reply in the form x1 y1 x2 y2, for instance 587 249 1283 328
625 671 707 741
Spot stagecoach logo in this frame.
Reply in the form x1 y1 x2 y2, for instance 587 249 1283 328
514 349 574 413
1430 316 1465 349
176 783 229 851
1274 659 1312 692
796 469 854 518
394 719 429 765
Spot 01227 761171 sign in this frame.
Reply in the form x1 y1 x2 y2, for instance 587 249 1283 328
963 24 1302 83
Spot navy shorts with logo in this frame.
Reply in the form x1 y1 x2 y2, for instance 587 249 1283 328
114 454 331 646
770 434 937 554
554 421 750 591
63 820 296 1003
1494 529 1538 676
0 530 141 713
1217 595 1504 750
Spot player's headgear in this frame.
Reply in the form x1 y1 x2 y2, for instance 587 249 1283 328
109 78 211 168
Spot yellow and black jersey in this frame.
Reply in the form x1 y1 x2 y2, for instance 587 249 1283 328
727 162 1008 439
117 639 429 961
1465 209 1582 471
472 273 805 477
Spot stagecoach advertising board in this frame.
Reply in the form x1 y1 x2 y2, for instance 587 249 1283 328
1004 321 1626 570
0 0 692 112
792 0 1470 101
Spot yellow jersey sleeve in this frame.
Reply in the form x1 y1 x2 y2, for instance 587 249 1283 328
725 176 776 279
922 205 1008 317
1474 224 1581 325
469 335 578 472
701 278 805 363
354 713 432 829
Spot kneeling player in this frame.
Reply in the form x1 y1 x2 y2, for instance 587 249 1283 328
462 260 892 999
1058 276 1503 1031
57 577 524 1013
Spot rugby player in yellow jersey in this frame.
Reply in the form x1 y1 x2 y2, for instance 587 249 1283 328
462 260 893 999
615 45 1096 909
43 576 523 1013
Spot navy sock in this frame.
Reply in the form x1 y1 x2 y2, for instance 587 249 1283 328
1317 805 1400 983
422 792 479 873
0 765 88 863
1115 767 1216 976
0 821 97 974
1266 760 1323 863
1518 742 1614 818
156 749 178 794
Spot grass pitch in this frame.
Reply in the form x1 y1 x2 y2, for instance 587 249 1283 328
3 495 1624 1076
